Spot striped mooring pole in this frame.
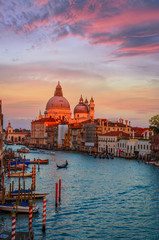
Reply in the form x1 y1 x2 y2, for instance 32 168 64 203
29 199 33 238
42 197 46 232
11 206 16 240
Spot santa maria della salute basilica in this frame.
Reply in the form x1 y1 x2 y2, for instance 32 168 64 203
44 82 95 122
31 82 95 148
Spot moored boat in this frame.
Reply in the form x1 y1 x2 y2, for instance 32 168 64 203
17 147 30 153
0 203 39 213
29 159 49 164
7 172 32 178
11 190 49 199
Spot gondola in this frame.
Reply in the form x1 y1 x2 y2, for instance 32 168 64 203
57 161 68 169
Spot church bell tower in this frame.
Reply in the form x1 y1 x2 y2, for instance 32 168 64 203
89 97 95 119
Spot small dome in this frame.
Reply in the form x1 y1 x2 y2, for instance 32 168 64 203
74 103 89 114
74 95 88 114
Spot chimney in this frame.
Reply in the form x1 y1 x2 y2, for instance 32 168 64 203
132 130 134 139
129 121 131 127
147 130 149 139
125 120 128 127
106 119 108 127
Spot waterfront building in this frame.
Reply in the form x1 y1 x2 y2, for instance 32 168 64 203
151 134 159 160
69 124 82 151
96 118 132 135
0 100 3 189
98 131 130 153
98 129 151 158
5 121 30 145
116 138 151 158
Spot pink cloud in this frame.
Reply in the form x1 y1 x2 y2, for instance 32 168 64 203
34 0 48 7
1 0 159 56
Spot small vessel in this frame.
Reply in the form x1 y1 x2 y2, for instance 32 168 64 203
50 152 55 155
57 160 68 169
10 164 27 171
29 159 49 164
10 160 30 165
39 150 45 153
7 172 32 178
0 203 39 213
17 147 30 153
11 190 49 199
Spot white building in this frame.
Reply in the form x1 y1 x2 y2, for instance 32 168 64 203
98 131 130 153
98 131 151 158
57 125 68 148
116 139 151 157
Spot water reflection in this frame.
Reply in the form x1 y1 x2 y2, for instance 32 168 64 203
1 145 159 239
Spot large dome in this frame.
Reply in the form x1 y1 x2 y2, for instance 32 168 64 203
46 82 70 111
46 96 70 110
74 96 88 114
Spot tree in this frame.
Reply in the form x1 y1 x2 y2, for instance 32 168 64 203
149 114 159 134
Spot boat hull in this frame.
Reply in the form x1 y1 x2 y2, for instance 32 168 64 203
0 205 39 213
8 172 32 178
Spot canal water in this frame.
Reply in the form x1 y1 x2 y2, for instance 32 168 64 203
1 145 159 239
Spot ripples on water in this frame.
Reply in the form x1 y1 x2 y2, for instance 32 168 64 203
1 146 159 239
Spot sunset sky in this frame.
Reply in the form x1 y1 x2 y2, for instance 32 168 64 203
0 0 159 129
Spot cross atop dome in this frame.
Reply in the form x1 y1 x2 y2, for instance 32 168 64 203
90 97 94 102
54 81 63 96
79 95 83 104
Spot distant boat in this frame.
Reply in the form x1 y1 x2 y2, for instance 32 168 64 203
57 161 68 169
50 152 55 155
17 147 30 153
39 150 45 153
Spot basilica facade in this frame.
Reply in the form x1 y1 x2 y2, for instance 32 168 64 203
30 82 95 147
